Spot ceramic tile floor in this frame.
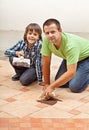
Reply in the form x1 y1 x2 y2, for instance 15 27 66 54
0 55 89 130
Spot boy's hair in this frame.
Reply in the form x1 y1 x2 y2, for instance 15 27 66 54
43 18 61 31
24 23 42 41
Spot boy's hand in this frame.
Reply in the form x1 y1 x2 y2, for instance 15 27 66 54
16 51 24 58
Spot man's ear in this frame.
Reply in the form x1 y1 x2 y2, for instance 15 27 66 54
59 28 62 32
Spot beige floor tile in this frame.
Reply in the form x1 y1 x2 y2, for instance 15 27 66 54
0 101 41 118
53 99 84 111
55 88 89 100
0 112 15 118
30 106 73 118
72 113 89 118
0 86 22 99
76 102 89 114
0 60 13 74
13 93 40 106
1 79 23 90
14 88 42 102
0 99 8 106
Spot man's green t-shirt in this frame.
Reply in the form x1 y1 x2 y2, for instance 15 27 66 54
41 32 89 65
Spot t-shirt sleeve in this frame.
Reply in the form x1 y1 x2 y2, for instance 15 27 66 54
41 37 52 56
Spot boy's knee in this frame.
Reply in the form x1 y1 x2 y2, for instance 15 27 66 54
19 77 29 86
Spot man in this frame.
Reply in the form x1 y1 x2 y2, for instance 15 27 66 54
41 18 89 97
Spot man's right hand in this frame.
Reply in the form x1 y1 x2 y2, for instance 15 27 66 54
42 84 49 91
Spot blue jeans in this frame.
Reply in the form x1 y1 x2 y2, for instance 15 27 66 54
9 56 37 86
55 58 89 93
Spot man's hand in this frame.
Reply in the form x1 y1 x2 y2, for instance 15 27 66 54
41 85 55 98
38 82 49 90
38 85 55 101
42 84 48 90
44 85 55 97
38 82 45 86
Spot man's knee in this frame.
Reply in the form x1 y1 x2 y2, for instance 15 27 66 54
69 86 81 93
69 80 80 93
69 79 89 93
69 83 85 93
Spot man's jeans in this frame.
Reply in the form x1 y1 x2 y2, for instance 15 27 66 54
55 58 89 93
9 56 37 86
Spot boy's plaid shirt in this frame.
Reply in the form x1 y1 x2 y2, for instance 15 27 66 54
4 40 42 83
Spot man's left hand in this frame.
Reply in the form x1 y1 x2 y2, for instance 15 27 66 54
44 86 55 97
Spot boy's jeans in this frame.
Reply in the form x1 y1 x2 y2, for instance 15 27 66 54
55 58 89 92
9 56 37 86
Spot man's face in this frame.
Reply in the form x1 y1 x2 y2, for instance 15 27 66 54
43 23 62 44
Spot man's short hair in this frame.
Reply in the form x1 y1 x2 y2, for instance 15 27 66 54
43 18 61 31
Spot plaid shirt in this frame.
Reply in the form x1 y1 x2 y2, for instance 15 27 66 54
4 40 43 83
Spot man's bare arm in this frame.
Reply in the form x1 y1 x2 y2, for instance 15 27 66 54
49 63 77 89
42 56 51 85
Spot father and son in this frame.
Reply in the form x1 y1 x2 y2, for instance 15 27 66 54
4 18 89 99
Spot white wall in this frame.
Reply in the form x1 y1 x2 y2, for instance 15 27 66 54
0 0 89 32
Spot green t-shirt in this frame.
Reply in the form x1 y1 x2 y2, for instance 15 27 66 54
41 32 89 65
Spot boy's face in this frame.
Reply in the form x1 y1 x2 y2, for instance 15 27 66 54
44 23 62 44
27 30 39 45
